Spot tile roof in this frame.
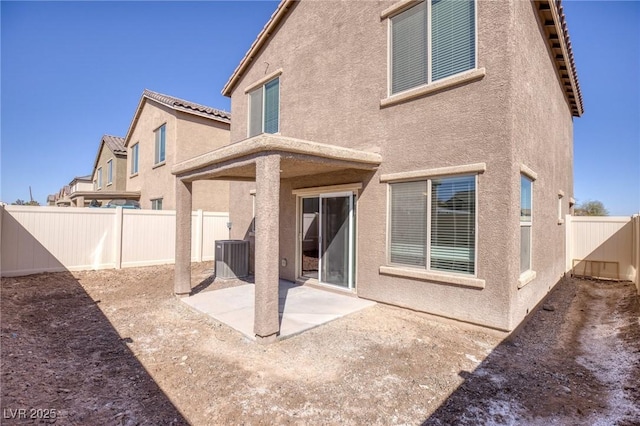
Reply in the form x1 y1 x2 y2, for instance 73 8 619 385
143 89 231 122
102 135 126 156
536 0 583 116
93 134 126 174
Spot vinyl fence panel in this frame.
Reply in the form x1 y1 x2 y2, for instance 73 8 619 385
566 215 636 282
0 206 229 277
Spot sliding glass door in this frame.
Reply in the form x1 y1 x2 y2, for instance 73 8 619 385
301 192 354 288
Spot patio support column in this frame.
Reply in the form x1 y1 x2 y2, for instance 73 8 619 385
254 154 281 343
175 178 193 296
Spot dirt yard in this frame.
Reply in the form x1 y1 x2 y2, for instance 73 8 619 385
1 264 639 425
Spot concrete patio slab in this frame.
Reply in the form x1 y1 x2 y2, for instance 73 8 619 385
182 280 376 340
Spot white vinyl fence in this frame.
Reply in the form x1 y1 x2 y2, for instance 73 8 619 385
566 214 640 291
0 206 229 277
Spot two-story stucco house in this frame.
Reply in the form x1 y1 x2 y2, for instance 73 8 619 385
65 135 140 207
124 89 231 211
92 135 128 193
172 0 583 343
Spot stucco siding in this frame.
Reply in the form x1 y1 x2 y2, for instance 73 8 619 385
508 0 575 329
127 101 178 209
94 144 127 192
227 0 573 331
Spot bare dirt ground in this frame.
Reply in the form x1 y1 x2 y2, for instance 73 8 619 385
1 264 639 425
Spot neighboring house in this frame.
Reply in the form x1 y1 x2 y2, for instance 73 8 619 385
124 89 231 211
51 175 93 207
68 135 139 207
172 0 583 343
92 135 128 192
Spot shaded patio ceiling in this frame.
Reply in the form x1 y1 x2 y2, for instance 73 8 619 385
172 134 382 181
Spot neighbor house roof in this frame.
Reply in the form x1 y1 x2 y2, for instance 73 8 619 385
222 0 583 117
69 174 93 186
103 135 127 156
92 135 126 176
124 89 231 147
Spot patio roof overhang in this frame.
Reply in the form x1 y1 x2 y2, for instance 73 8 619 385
171 134 382 182
69 191 141 201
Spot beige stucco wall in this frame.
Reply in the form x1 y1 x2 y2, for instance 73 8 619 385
93 144 127 192
507 0 575 329
228 0 575 331
126 101 231 210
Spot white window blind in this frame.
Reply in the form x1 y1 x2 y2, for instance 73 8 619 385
264 78 279 134
249 88 263 137
430 175 475 274
432 0 476 81
390 0 476 95
389 174 477 275
390 181 427 266
391 2 428 94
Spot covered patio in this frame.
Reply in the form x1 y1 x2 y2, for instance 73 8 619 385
182 279 376 340
172 134 382 343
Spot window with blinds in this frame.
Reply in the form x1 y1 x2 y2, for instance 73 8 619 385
390 0 476 95
248 77 280 137
389 174 476 275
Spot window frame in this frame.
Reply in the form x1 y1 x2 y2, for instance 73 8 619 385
154 124 166 165
151 198 163 211
131 143 139 175
557 190 565 224
386 0 478 97
520 174 533 275
387 173 479 277
247 77 280 138
107 159 113 185
96 167 102 190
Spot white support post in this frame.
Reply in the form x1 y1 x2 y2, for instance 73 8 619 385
565 213 572 274
113 206 124 269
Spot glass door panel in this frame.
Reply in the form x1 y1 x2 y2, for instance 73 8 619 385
320 194 352 288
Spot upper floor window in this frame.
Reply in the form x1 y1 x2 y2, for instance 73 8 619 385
390 0 476 95
155 124 166 165
248 77 279 137
131 143 139 175
389 174 477 275
151 198 163 211
96 167 103 190
107 159 113 185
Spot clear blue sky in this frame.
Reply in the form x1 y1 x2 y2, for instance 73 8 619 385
1 1 639 215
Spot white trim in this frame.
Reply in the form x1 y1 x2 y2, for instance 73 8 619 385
383 0 480 104
520 164 537 181
243 69 283 94
380 162 486 183
380 0 420 20
386 173 479 277
379 266 485 289
382 68 486 108
517 269 537 289
292 183 362 197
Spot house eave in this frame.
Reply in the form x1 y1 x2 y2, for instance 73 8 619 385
536 0 584 117
221 0 296 97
